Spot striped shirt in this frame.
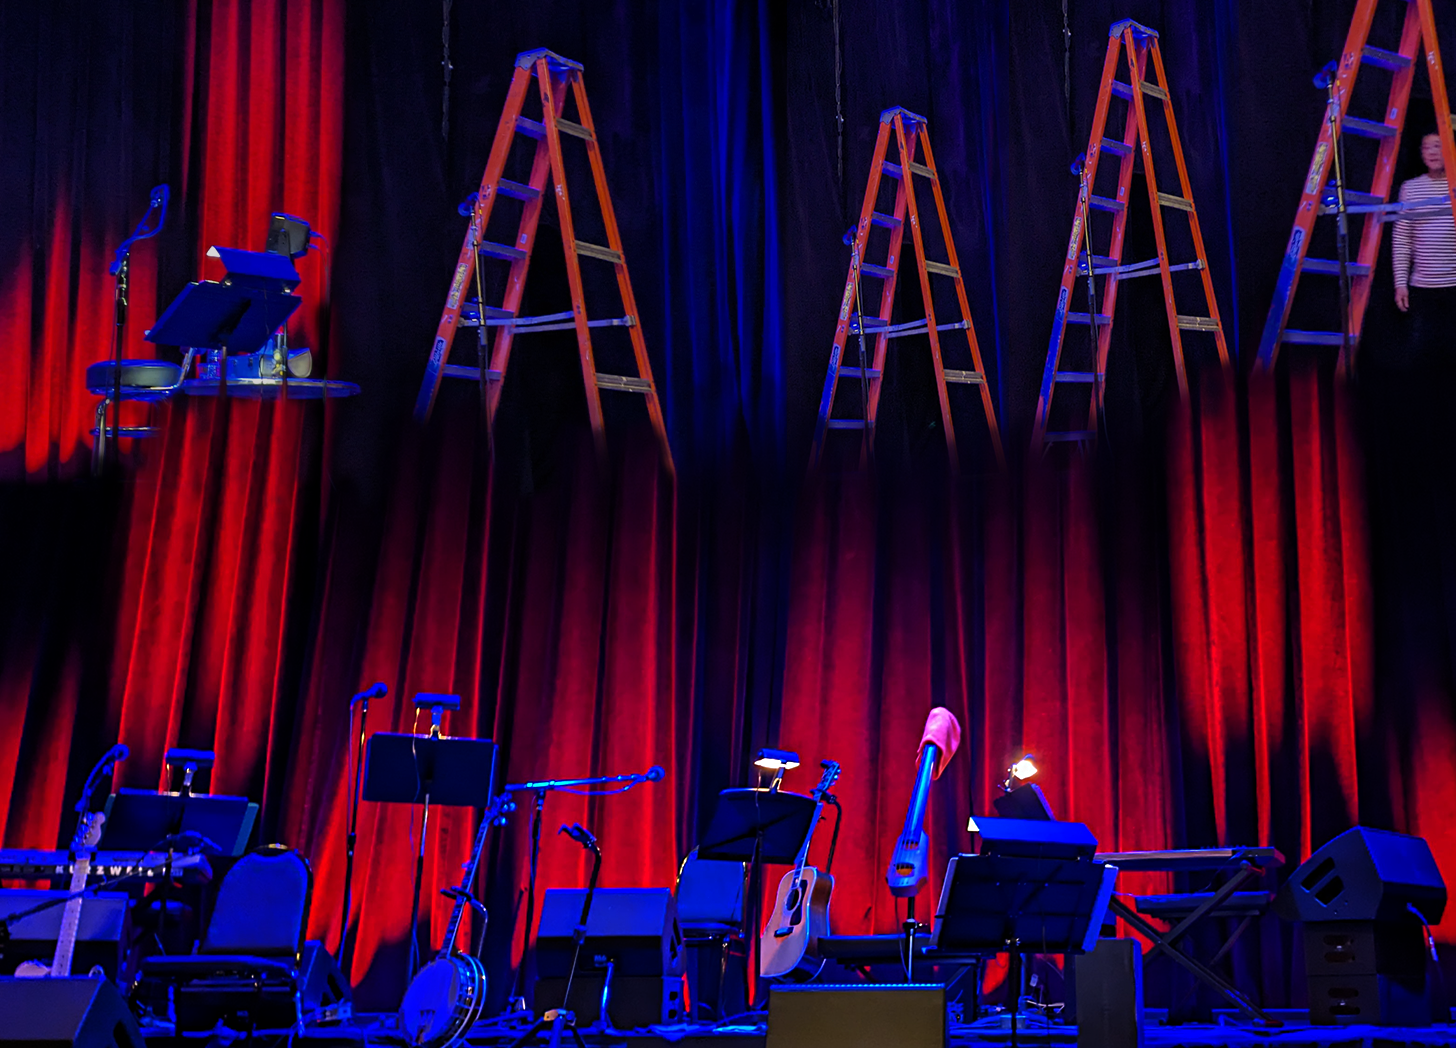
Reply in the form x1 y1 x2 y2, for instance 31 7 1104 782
1392 174 1456 289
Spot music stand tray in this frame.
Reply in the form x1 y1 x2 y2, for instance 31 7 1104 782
698 788 817 865
99 789 257 857
362 733 496 809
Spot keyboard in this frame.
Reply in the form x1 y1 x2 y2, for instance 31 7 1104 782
0 849 212 882
1092 846 1284 872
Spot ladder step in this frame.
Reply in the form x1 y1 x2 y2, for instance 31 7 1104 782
1090 194 1125 212
924 260 960 278
861 262 896 280
849 313 890 332
882 160 904 180
1044 430 1097 443
575 241 623 264
555 118 594 141
1079 253 1119 270
1055 371 1098 383
1342 116 1397 139
1067 312 1113 325
1176 315 1220 332
942 369 985 384
1281 329 1345 345
479 241 528 261
442 364 503 381
1100 138 1133 158
871 211 902 228
826 419 868 429
908 161 936 180
460 302 516 326
1157 192 1194 212
1299 257 1373 277
595 373 653 393
496 178 541 201
516 116 546 139
1361 44 1412 71
1326 185 1383 208
838 366 882 379
1112 80 1168 102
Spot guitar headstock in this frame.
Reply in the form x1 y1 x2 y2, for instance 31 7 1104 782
811 760 841 799
74 811 106 850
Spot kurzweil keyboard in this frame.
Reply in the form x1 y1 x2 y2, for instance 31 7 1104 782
1092 846 1284 872
0 849 212 882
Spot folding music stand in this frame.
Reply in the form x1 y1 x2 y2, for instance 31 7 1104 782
146 248 301 357
928 853 1116 1046
100 789 257 858
699 788 817 1005
363 732 496 981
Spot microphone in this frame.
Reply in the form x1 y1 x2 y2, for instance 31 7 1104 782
110 185 170 275
1313 60 1338 90
352 682 387 705
559 823 599 851
645 766 665 782
887 708 963 898
1070 151 1087 176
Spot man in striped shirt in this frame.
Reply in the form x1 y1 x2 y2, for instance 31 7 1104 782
1392 133 1456 360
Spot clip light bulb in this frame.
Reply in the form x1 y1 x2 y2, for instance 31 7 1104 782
1010 756 1038 782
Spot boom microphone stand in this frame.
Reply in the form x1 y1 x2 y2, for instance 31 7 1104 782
1315 60 1355 367
339 683 385 973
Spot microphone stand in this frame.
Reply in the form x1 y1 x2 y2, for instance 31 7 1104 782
339 685 381 973
503 768 661 1013
1321 66 1355 369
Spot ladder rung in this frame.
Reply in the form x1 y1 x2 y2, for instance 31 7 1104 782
555 118 594 141
861 262 896 280
1343 116 1397 139
496 178 540 201
1176 315 1220 332
1361 45 1412 71
849 317 972 339
483 311 634 334
595 373 653 393
442 364 503 381
1299 257 1373 277
1100 138 1132 158
837 366 882 379
1111 80 1168 102
575 241 623 264
924 260 959 278
871 211 902 228
516 116 546 139
1082 257 1205 279
1044 430 1096 443
479 241 528 261
882 161 904 179
1055 371 1097 383
1157 192 1194 212
826 419 868 429
908 161 935 180
1090 194 1125 212
942 369 985 384
1066 312 1113 325
1281 329 1345 346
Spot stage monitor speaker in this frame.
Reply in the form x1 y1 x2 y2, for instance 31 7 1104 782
532 974 683 1029
1276 827 1446 924
536 888 683 978
766 984 946 1048
0 891 129 981
1074 938 1143 1048
0 976 145 1048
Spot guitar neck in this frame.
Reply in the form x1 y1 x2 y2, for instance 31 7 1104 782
788 795 828 880
50 853 91 978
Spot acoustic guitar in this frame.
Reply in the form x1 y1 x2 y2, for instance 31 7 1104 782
15 812 106 979
759 760 841 980
398 791 513 1048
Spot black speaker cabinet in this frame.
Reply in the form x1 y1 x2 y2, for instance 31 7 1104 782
0 976 145 1048
1276 827 1447 924
766 984 946 1048
0 891 129 982
532 973 683 1029
536 888 683 977
1074 938 1143 1048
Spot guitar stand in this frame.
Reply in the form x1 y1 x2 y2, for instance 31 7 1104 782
509 824 602 1048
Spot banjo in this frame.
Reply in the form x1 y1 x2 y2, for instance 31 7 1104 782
398 791 514 1048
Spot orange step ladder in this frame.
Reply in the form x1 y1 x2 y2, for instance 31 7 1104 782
810 108 1003 471
1031 20 1230 452
414 49 673 476
1254 0 1456 373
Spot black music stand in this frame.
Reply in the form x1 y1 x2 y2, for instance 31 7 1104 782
100 789 257 858
699 788 817 1005
929 853 1116 1046
363 732 496 981
147 248 301 357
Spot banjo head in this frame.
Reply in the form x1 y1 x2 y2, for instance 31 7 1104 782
399 954 486 1048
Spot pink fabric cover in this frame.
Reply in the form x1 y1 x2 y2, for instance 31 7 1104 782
917 706 962 779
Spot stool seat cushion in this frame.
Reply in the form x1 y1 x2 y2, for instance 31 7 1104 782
86 360 183 397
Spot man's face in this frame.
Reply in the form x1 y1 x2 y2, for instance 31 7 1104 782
1422 134 1444 172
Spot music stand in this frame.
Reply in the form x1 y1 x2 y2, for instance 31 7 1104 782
929 853 1116 1046
99 789 257 857
699 788 817 1004
363 731 496 981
